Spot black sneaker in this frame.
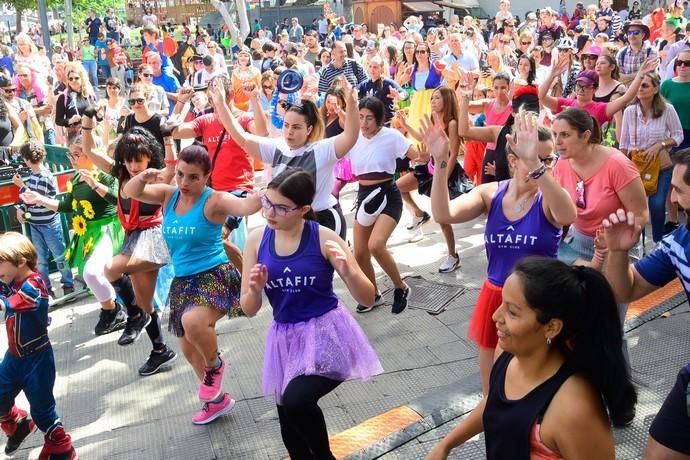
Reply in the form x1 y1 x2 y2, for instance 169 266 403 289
391 285 410 314
5 417 36 454
356 294 385 313
138 347 178 376
117 311 151 346
94 304 126 335
406 212 431 230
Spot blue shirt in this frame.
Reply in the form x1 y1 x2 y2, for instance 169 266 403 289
95 39 108 65
1 272 51 357
635 225 690 300
442 50 479 72
162 187 228 277
152 73 180 115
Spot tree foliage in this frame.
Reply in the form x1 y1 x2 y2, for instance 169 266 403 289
1 0 124 32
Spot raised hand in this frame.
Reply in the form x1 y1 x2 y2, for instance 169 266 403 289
505 111 541 171
601 209 643 252
420 113 450 165
137 168 164 183
248 263 268 293
78 169 98 188
325 240 351 278
208 79 226 107
639 56 659 74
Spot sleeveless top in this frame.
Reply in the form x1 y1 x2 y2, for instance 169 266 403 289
162 187 228 277
484 181 562 286
484 352 575 460
257 219 339 323
117 192 163 234
593 83 623 103
484 101 512 150
325 119 344 138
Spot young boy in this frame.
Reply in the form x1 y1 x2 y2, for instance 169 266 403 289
0 232 76 459
14 140 74 298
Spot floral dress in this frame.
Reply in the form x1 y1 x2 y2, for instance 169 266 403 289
57 170 124 274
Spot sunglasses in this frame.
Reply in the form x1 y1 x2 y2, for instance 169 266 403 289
521 41 531 45
677 59 690 67
626 29 643 36
193 60 203 65
260 194 301 216
16 74 29 77
539 155 558 168
640 82 656 88
128 98 145 105
262 85 273 90
415 49 428 54
2 88 14 94
278 100 303 111
575 180 586 209
582 54 598 60
140 73 153 78
68 76 80 81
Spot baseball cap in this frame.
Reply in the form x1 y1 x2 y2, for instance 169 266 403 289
576 69 599 86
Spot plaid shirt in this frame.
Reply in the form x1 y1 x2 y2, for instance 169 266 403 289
616 43 657 76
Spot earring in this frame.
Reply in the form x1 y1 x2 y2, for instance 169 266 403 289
546 336 552 345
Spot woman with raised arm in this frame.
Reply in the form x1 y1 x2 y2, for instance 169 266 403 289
425 257 637 459
123 145 260 425
241 169 381 460
429 111 577 395
81 111 178 376
210 77 360 240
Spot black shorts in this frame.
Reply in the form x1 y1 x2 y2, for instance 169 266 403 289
649 363 690 455
355 181 403 224
315 204 347 240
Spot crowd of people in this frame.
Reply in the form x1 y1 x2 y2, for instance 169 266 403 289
0 1 690 458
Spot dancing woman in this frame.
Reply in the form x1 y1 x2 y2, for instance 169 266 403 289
124 145 260 424
240 169 382 459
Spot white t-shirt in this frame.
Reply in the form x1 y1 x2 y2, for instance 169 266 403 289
259 136 338 211
191 68 225 86
349 127 412 176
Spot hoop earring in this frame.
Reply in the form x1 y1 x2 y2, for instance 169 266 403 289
546 337 552 346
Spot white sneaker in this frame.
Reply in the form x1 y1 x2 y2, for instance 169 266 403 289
438 254 460 273
406 212 431 230
356 293 386 313
408 226 424 243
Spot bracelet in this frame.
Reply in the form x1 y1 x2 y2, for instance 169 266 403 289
165 159 178 166
527 163 547 180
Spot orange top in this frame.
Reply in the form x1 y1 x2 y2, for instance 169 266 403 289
231 66 261 112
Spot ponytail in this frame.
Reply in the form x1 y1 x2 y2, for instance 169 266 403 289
554 108 601 144
512 257 637 427
286 99 324 143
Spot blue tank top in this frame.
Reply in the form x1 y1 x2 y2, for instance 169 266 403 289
484 181 562 286
162 187 228 277
257 219 339 323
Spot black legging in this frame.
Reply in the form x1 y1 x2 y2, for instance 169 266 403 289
277 375 341 460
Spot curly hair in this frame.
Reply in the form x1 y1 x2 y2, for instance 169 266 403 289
65 61 94 98
19 139 46 164
112 126 164 181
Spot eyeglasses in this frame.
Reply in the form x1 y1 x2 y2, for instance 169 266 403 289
260 194 301 216
539 155 558 168
128 98 145 105
575 83 593 91
582 54 598 60
626 29 643 36
141 73 153 78
677 59 690 67
68 76 81 81
66 150 82 161
575 180 586 209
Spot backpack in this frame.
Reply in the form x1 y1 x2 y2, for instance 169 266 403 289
619 45 652 63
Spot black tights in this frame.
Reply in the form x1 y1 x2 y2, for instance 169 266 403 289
277 375 341 460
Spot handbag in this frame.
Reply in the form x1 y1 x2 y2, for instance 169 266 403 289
629 111 661 196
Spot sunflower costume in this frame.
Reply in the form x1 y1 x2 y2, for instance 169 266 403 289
56 170 124 274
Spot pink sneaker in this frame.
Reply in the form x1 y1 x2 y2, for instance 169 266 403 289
192 394 236 425
198 356 226 402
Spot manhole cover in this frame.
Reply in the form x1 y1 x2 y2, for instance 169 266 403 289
382 276 465 314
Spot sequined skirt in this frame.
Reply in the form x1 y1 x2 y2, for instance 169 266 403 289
166 263 242 337
262 304 383 404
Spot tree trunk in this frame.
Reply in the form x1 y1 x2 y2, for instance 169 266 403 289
15 9 22 34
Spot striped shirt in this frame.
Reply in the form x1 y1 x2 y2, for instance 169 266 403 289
636 225 690 301
318 59 368 95
619 104 684 151
19 167 59 224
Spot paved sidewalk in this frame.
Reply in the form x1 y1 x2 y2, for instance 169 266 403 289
4 186 689 459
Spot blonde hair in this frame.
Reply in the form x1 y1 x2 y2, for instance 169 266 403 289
0 232 37 270
65 61 94 98
15 33 37 57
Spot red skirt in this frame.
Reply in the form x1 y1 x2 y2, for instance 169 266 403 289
468 279 503 349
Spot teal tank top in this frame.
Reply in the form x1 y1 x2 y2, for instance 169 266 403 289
162 187 228 277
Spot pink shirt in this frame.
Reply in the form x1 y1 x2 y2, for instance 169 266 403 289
485 100 512 150
556 97 611 127
554 150 640 236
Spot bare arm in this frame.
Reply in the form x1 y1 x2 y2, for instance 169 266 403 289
606 58 659 118
209 190 261 224
457 93 502 143
209 82 263 160
248 91 269 136
334 85 360 159
240 228 264 317
81 116 115 173
320 226 375 306
538 70 560 113
122 170 175 205
8 109 26 147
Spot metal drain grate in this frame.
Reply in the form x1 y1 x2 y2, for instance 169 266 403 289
382 276 465 314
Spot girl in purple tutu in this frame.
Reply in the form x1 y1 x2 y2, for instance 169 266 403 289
240 168 383 460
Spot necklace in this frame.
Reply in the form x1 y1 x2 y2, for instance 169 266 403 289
512 191 536 213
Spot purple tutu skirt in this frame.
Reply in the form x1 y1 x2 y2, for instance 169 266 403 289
262 304 383 404
333 158 354 182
